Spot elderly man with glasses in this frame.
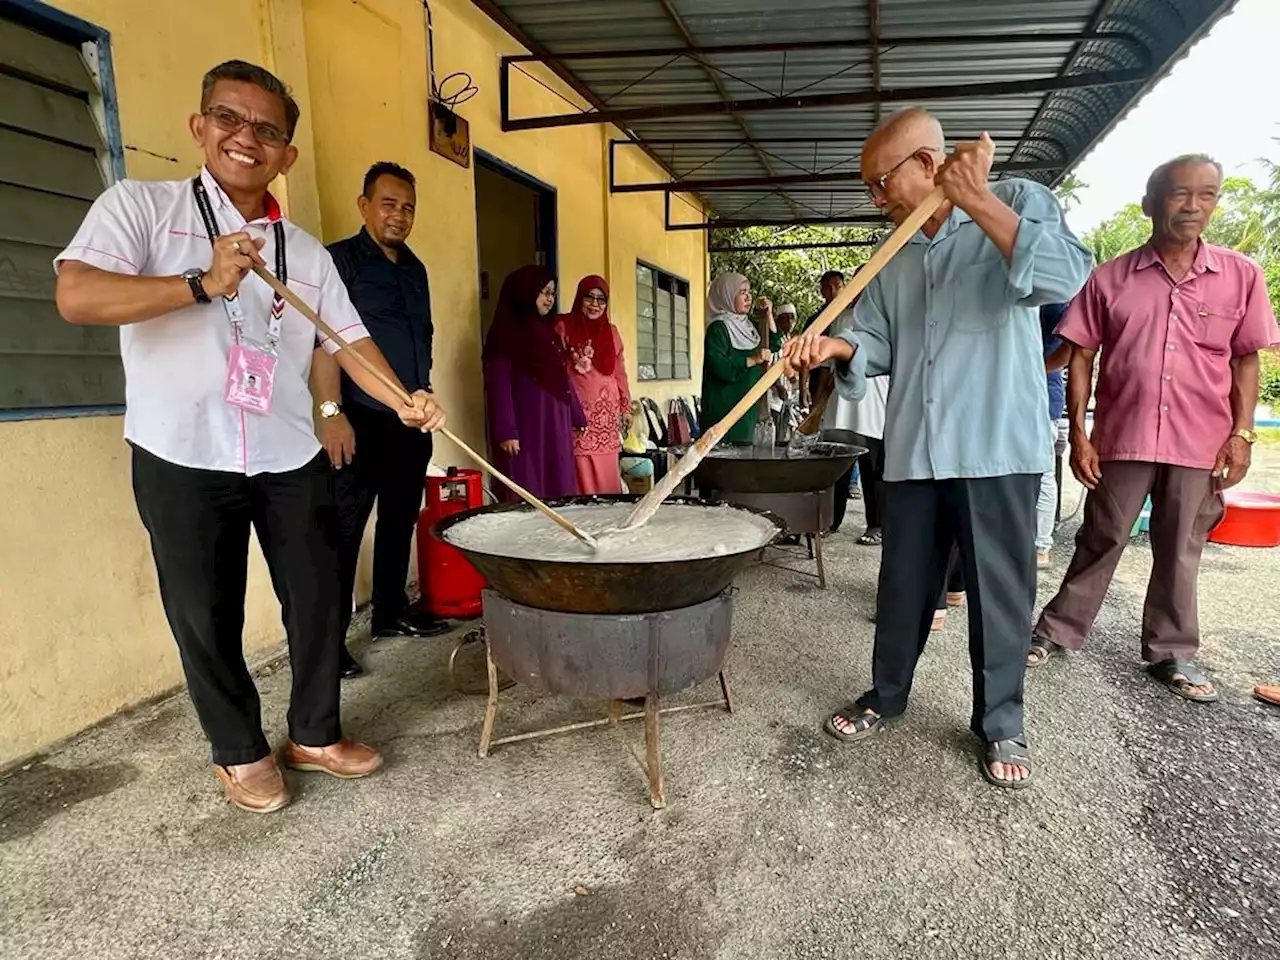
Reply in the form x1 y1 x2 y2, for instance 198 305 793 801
784 107 1093 788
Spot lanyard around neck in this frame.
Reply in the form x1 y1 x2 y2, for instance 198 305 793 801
192 177 287 347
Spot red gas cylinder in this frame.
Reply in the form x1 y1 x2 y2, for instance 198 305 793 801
417 468 486 619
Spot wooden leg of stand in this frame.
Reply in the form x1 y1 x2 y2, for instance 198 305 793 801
644 692 666 809
607 699 623 726
478 643 499 758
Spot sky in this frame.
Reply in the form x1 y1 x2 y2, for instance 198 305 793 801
1067 0 1279 233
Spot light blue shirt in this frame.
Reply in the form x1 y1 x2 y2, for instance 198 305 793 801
834 178 1093 482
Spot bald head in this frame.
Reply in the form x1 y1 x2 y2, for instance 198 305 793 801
860 108 947 225
863 108 945 168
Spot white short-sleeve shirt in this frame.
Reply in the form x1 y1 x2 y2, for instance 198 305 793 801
821 306 889 440
55 166 370 476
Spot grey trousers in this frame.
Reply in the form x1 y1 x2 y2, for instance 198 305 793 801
858 475 1040 742
1034 461 1224 662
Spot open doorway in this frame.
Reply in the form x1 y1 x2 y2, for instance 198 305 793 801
474 152 557 344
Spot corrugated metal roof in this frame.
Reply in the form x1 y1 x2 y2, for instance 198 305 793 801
475 0 1239 226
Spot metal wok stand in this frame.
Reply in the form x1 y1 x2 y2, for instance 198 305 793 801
474 590 737 810
703 486 835 589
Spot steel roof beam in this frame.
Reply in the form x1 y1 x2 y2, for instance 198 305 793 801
649 0 807 221
504 30 1147 63
671 214 887 231
1007 0 1113 173
504 68 1148 131
471 0 686 192
618 135 1068 152
709 239 885 252
614 158 1066 194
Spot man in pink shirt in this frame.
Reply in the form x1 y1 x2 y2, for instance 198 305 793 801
1029 154 1279 701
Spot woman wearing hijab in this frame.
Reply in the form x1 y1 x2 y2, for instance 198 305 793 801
483 265 586 500
700 272 781 444
557 275 632 494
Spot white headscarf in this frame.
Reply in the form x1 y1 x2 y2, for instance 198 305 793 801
706 272 760 351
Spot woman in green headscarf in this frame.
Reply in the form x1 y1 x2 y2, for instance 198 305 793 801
699 272 782 443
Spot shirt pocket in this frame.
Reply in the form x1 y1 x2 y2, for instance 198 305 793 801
1190 300 1242 354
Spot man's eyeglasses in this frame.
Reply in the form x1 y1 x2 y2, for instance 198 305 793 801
203 106 290 147
865 146 937 198
582 294 608 306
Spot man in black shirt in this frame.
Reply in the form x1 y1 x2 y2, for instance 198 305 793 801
312 162 446 679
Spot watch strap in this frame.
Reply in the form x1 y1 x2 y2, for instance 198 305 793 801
184 269 211 304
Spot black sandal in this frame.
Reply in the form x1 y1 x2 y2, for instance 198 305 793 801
857 528 883 546
823 706 884 743
982 737 1033 789
1147 659 1219 703
1027 636 1065 668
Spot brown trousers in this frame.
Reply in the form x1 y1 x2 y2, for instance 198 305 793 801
1034 461 1224 662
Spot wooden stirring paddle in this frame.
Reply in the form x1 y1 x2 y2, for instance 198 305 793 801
618 184 948 532
249 265 600 551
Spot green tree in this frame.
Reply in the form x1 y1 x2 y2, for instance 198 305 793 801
1054 172 1087 213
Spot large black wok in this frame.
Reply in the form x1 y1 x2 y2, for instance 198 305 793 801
686 441 862 494
433 494 784 615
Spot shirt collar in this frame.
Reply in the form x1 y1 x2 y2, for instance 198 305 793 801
1135 238 1220 275
907 199 970 245
356 226 420 267
356 226 384 258
198 165 283 229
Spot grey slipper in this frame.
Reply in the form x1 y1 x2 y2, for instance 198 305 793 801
823 706 885 743
1147 658 1219 703
1027 636 1065 668
982 737 1033 789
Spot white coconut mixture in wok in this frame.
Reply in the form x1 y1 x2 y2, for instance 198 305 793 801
445 502 777 563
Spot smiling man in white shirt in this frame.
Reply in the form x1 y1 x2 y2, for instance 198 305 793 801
54 60 445 814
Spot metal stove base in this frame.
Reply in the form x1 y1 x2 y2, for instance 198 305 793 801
704 486 834 588
474 590 736 809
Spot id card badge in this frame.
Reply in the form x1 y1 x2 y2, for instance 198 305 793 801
224 340 279 415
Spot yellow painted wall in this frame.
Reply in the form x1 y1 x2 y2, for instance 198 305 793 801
0 0 290 766
0 0 707 766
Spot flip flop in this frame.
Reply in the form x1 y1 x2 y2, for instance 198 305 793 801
1027 636 1065 668
823 706 885 743
857 528 883 546
982 737 1033 789
1147 659 1219 703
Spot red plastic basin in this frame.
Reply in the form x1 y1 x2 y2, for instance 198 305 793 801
1208 490 1280 548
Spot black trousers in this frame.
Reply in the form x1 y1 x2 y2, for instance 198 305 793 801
131 445 342 766
334 402 433 637
857 475 1039 742
855 435 886 530
935 546 966 610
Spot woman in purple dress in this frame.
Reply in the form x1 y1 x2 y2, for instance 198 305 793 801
483 265 586 501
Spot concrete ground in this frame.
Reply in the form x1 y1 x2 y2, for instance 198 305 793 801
3 450 1279 960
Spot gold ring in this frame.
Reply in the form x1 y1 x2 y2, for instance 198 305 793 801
232 240 242 253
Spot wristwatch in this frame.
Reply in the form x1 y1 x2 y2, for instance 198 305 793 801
182 268 211 304
1232 428 1258 445
319 400 342 419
